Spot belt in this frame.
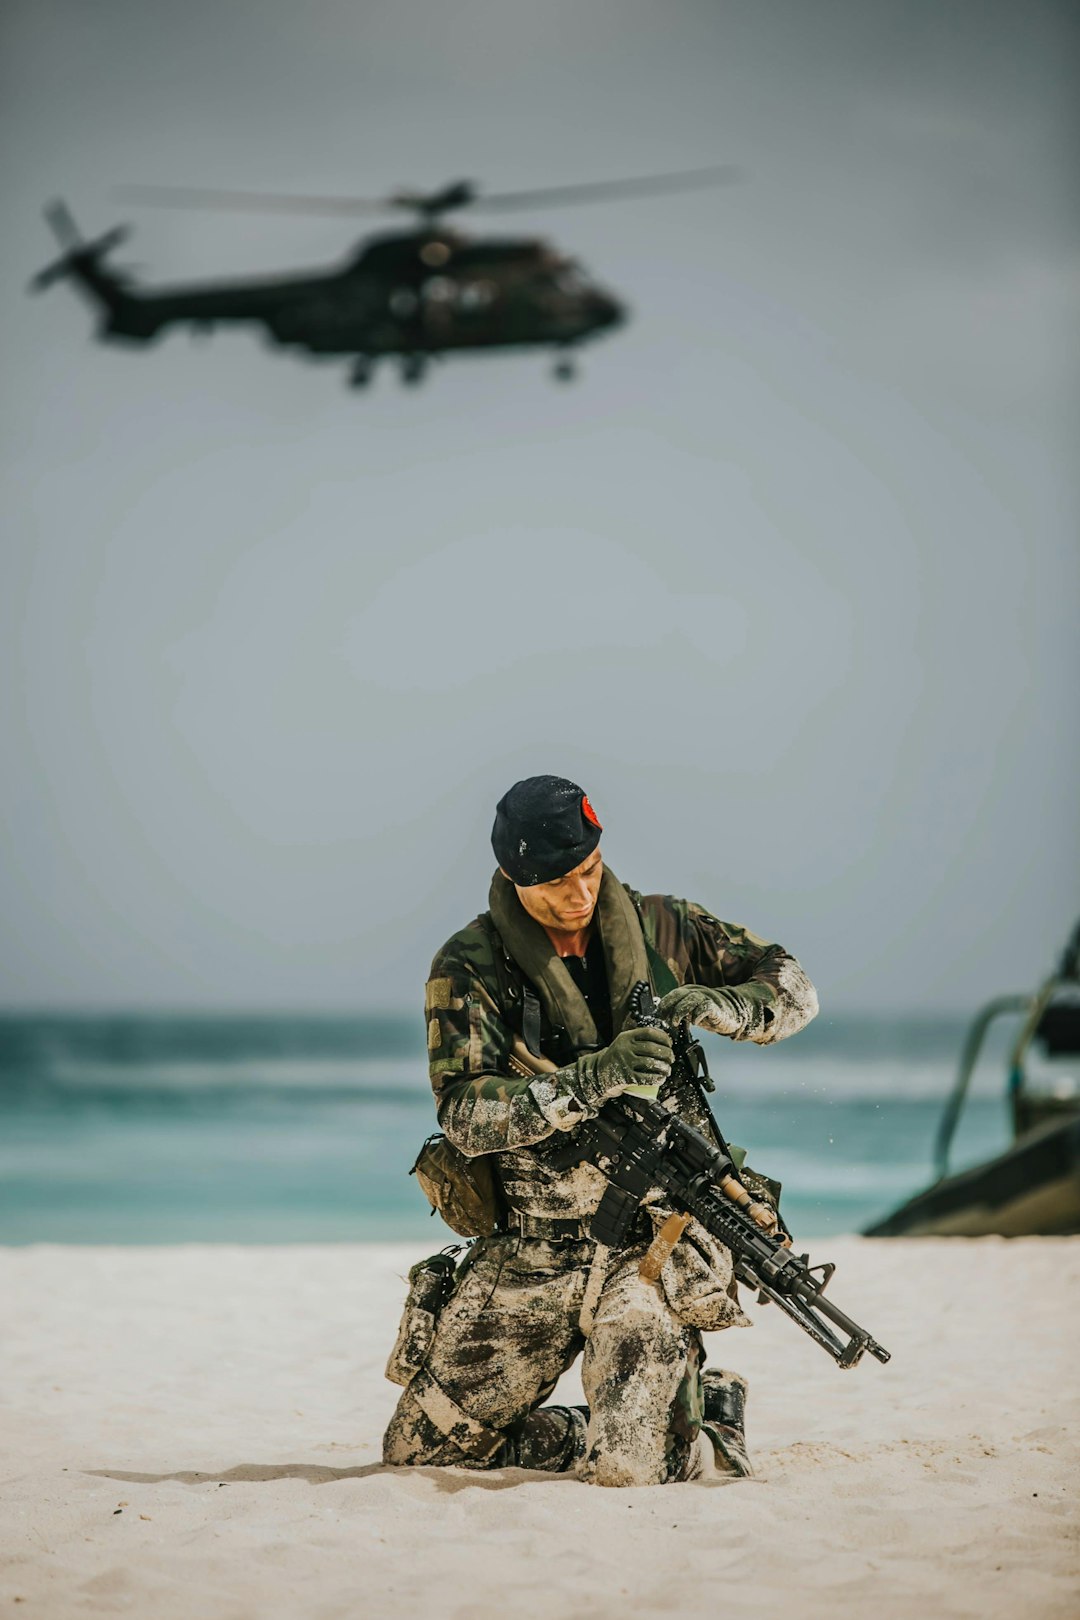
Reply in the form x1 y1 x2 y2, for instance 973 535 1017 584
509 1211 591 1241
508 1209 652 1245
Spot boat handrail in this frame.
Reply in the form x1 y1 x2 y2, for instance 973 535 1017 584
1007 979 1062 1086
933 993 1030 1183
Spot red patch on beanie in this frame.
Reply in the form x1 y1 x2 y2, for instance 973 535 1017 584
581 794 601 829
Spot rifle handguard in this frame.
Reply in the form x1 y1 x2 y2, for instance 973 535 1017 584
717 1171 782 1233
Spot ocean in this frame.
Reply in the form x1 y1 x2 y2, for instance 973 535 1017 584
0 1012 1016 1244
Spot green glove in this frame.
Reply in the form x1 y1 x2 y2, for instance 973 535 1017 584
574 1026 674 1108
656 984 771 1041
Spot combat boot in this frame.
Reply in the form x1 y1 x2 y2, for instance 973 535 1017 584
700 1368 754 1478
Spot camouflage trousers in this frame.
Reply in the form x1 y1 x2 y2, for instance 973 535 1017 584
383 1231 741 1487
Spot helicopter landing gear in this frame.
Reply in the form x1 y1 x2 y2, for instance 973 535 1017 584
553 352 578 383
400 353 427 386
349 355 373 388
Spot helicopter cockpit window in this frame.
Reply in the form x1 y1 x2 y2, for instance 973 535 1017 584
458 280 496 311
554 264 588 295
422 276 456 302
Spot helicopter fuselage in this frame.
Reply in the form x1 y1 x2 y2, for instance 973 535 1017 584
44 224 625 380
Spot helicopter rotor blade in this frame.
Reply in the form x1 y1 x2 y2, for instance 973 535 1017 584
114 165 740 222
465 164 743 213
44 199 82 250
113 185 394 218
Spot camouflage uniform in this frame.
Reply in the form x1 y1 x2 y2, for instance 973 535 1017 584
383 865 818 1485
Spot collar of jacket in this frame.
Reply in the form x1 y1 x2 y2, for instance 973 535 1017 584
488 864 650 1049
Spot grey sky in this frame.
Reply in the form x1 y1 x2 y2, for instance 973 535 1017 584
1 0 1077 1012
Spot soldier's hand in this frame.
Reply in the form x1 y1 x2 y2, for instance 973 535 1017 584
593 1026 674 1098
656 984 749 1039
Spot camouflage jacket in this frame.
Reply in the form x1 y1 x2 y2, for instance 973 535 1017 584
424 866 818 1221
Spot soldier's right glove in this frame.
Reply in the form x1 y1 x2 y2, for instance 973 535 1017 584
656 984 771 1041
573 1026 674 1109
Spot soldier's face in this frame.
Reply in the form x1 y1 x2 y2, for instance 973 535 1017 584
511 849 604 933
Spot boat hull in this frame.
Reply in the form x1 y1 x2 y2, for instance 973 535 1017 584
865 1113 1080 1237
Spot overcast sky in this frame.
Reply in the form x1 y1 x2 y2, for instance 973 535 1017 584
1 0 1077 1013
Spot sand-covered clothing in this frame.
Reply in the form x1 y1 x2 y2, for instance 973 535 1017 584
384 868 818 1485
383 1231 731 1485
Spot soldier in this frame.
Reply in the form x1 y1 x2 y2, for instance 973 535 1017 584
383 775 818 1485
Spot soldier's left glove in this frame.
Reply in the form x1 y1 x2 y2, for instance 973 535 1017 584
656 984 772 1042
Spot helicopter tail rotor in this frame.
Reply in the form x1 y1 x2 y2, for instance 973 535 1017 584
30 201 131 292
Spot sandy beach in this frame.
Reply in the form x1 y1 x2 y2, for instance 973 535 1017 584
1 1237 1077 1619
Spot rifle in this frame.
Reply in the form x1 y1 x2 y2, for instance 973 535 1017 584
551 983 891 1370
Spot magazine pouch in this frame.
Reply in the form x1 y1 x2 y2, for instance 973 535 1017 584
384 1249 461 1388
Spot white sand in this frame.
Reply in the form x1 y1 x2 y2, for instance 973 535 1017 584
1 1238 1077 1620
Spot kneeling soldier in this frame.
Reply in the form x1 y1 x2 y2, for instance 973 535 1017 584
383 775 818 1485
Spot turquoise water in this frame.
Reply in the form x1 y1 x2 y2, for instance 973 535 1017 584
0 1013 1016 1243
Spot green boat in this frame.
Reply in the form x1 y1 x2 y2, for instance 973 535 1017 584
865 922 1080 1237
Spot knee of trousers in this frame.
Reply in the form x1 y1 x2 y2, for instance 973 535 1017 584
580 1307 701 1487
384 1389 585 1474
382 1388 479 1468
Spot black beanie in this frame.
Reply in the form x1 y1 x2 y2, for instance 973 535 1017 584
491 775 603 887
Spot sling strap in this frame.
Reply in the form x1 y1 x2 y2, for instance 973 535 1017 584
522 985 543 1058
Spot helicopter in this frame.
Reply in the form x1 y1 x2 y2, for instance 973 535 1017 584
30 167 738 388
